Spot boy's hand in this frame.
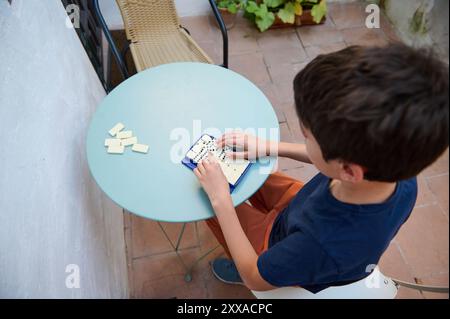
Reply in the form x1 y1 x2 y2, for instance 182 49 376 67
194 153 231 207
216 131 274 160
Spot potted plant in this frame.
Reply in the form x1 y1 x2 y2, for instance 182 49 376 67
244 0 328 32
213 0 244 30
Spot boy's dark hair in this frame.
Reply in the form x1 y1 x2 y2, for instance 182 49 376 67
294 44 449 182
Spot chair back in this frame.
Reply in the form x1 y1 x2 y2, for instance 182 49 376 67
116 0 180 42
252 267 398 299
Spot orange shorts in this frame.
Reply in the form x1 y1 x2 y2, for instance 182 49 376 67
205 172 304 258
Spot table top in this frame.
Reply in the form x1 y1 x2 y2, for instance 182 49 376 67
86 62 279 223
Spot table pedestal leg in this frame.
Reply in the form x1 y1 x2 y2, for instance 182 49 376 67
157 221 221 282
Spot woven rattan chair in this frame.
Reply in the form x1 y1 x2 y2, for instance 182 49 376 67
94 0 228 86
116 0 213 71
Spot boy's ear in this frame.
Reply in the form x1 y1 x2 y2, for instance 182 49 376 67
339 161 365 183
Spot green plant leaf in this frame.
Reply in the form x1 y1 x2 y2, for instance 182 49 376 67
254 2 269 18
248 3 274 31
294 2 303 16
245 0 259 13
218 0 228 9
311 0 327 24
227 2 238 13
263 0 286 8
277 2 296 23
256 11 275 31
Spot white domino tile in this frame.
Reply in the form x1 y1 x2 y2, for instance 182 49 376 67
132 143 149 154
105 138 122 147
116 130 133 139
108 122 124 137
107 144 125 154
122 136 138 146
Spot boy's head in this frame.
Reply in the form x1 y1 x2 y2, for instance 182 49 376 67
293 44 449 183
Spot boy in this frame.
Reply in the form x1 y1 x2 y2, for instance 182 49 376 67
193 44 449 292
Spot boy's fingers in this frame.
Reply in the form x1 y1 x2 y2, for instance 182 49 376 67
197 161 206 174
193 168 201 178
223 135 244 148
226 151 248 160
217 132 245 148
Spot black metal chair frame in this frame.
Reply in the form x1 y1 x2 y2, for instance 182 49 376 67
93 0 229 90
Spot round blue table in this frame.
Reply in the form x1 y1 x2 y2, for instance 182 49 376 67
87 62 280 223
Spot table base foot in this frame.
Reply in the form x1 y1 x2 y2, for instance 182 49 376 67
157 221 221 282
184 273 192 282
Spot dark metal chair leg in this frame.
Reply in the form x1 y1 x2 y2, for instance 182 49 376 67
93 0 129 80
208 0 229 69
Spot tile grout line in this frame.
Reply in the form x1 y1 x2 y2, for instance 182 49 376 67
125 211 136 298
424 172 449 180
391 241 426 298
132 244 201 262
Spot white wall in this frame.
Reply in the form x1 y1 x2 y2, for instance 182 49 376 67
384 0 449 63
0 0 128 298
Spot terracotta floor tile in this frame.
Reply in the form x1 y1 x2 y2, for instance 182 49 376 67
229 52 271 86
196 41 222 65
256 83 286 123
422 149 449 178
297 24 344 47
123 210 132 229
284 104 305 144
415 174 438 207
304 42 348 60
279 122 295 144
395 205 449 279
262 46 308 67
124 227 135 298
132 250 208 299
196 221 223 255
159 222 199 251
132 252 186 285
180 15 221 44
342 27 389 47
267 62 308 85
277 123 303 170
282 166 319 184
427 174 449 215
420 273 449 299
257 28 302 51
228 26 259 55
133 246 232 299
273 81 295 105
203 266 255 299
379 242 424 299
140 274 208 299
131 215 174 258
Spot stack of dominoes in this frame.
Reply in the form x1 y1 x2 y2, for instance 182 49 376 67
105 122 149 154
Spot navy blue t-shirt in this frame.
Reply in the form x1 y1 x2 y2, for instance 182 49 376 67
257 173 417 293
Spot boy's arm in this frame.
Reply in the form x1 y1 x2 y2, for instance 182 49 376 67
277 142 312 164
194 156 276 291
212 197 276 291
217 132 312 164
